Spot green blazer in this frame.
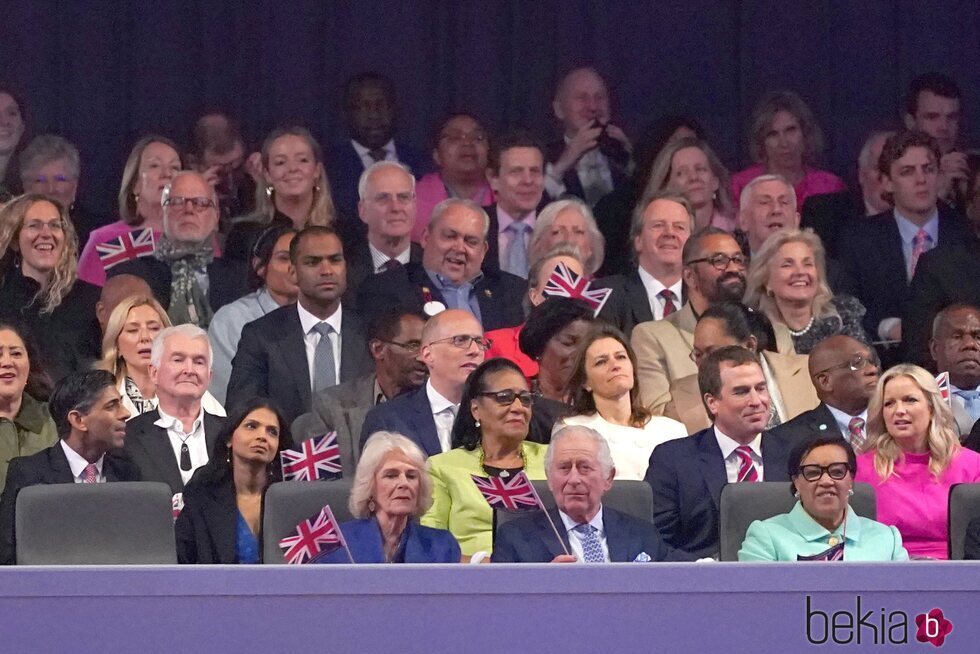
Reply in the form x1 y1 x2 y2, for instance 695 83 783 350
738 502 909 562
421 442 547 557
0 394 57 495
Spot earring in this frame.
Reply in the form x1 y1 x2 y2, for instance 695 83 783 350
368 498 376 513
475 419 481 428
225 449 231 466
265 185 274 198
847 489 854 496
793 490 800 499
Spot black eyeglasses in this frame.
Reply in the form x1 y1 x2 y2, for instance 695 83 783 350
478 389 534 407
816 353 878 376
163 196 216 210
428 334 493 351
798 462 850 482
686 253 749 270
381 339 421 353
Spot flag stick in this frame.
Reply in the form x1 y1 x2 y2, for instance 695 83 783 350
324 504 356 564
527 480 570 556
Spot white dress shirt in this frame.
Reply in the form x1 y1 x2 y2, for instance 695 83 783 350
60 441 105 484
826 405 869 441
369 242 411 273
154 405 209 486
558 413 687 481
636 267 683 321
426 380 458 453
297 301 343 392
714 427 765 483
352 139 396 169
559 506 609 562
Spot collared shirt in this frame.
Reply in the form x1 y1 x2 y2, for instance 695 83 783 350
826 405 869 441
297 301 343 391
950 384 980 424
374 379 387 406
426 380 457 453
636 266 682 321
425 269 483 324
352 139 396 170
369 241 411 273
155 405 209 485
714 427 765 483
496 205 536 274
893 208 939 280
559 506 609 563
543 137 614 204
60 440 105 484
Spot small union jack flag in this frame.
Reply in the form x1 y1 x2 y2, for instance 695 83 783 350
171 492 184 520
936 371 951 407
280 432 342 481
279 504 345 564
470 471 541 512
542 261 612 316
95 228 156 269
797 542 844 561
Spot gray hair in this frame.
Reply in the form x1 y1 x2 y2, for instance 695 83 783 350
545 425 615 479
530 198 605 275
19 134 81 182
350 431 432 518
739 173 797 213
161 170 218 207
524 242 585 315
857 130 895 171
629 189 695 242
150 324 213 371
428 197 490 239
357 160 416 200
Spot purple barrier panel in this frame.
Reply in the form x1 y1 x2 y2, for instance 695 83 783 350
0 563 978 652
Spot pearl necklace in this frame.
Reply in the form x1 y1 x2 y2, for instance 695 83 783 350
787 315 816 337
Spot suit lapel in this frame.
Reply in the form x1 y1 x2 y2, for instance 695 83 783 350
697 429 728 510
602 508 633 563
809 403 841 437
45 444 76 484
541 508 571 559
410 387 443 456
879 215 911 287
408 264 446 305
624 272 654 325
760 432 787 481
136 414 185 492
203 413 223 461
277 309 312 410
339 311 369 382
475 276 498 322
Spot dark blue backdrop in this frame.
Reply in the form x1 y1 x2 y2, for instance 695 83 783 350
2 0 978 218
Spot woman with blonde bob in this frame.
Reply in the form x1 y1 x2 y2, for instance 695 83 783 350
316 431 460 564
528 198 605 277
743 228 867 354
855 364 980 559
643 136 736 231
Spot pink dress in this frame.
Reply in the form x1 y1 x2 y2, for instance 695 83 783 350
412 172 494 243
77 220 161 286
730 164 846 213
855 448 980 559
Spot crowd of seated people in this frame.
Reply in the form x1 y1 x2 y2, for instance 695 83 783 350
0 67 979 566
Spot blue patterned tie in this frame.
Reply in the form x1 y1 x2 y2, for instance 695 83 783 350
505 221 531 278
955 389 980 423
573 523 605 563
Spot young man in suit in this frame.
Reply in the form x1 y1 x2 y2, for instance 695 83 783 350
903 73 967 207
124 325 225 494
645 346 794 559
359 309 486 456
355 198 526 331
291 309 428 471
494 425 687 563
0 370 139 564
227 226 373 425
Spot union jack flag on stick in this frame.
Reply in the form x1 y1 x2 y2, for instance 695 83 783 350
542 261 612 316
280 432 342 481
278 504 353 564
96 228 156 269
936 371 952 407
472 471 569 556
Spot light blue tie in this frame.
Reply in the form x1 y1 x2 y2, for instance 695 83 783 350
573 523 605 563
955 389 980 422
312 322 336 391
505 221 531 278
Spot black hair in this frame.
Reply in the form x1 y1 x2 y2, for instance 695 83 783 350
451 358 527 450
518 297 595 360
681 226 732 265
878 130 941 177
904 72 962 116
426 110 488 153
487 128 545 175
787 435 857 495
248 224 297 291
344 72 395 106
0 320 53 401
367 308 427 344
49 370 116 438
288 224 341 265
698 302 777 353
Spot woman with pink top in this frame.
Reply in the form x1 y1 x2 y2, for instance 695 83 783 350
411 113 494 241
731 91 845 212
77 136 182 285
855 364 980 559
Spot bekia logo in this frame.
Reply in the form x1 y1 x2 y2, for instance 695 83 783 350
806 596 954 647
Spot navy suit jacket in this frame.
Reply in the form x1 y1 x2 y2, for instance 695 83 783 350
493 506 688 563
595 270 685 338
317 518 460 563
545 140 630 202
767 403 846 445
644 426 794 559
360 385 441 456
327 141 428 220
108 256 249 315
174 474 238 564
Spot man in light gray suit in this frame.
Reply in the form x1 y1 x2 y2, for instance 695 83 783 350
291 309 427 472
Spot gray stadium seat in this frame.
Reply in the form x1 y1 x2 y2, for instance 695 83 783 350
16 482 176 565
948 483 980 560
718 481 877 561
262 480 354 564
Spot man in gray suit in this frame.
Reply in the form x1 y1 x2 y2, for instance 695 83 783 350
291 309 427 473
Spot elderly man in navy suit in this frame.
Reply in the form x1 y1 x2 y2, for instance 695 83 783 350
645 346 795 559
494 425 685 563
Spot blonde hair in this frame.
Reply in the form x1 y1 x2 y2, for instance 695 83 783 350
349 431 432 519
0 194 79 314
743 228 837 327
98 294 171 384
529 198 605 275
118 135 181 226
643 136 733 217
253 127 336 227
865 364 961 480
748 90 825 166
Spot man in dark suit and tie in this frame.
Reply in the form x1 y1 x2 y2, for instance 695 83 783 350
292 309 428 471
597 191 692 336
124 325 225 494
227 226 374 425
355 198 526 331
0 370 139 564
360 309 485 456
928 305 980 435
768 335 879 450
645 346 794 558
494 425 688 562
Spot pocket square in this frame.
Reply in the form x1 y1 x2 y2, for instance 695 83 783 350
633 551 652 562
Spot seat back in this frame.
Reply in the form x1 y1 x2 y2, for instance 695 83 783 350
262 480 354 563
948 483 980 560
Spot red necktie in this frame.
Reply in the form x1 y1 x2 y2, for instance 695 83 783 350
659 289 677 317
735 445 758 482
82 463 99 484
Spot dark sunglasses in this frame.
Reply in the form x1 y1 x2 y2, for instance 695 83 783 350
478 389 534 407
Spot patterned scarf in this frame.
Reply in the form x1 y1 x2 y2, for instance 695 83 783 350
153 236 215 327
124 377 156 415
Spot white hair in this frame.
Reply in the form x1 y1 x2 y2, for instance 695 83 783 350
739 173 797 212
530 198 605 275
150 324 213 371
350 431 432 519
160 170 218 206
545 425 615 479
857 130 895 171
428 197 490 239
357 160 416 201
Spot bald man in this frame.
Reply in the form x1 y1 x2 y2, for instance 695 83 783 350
96 274 154 334
768 335 880 450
